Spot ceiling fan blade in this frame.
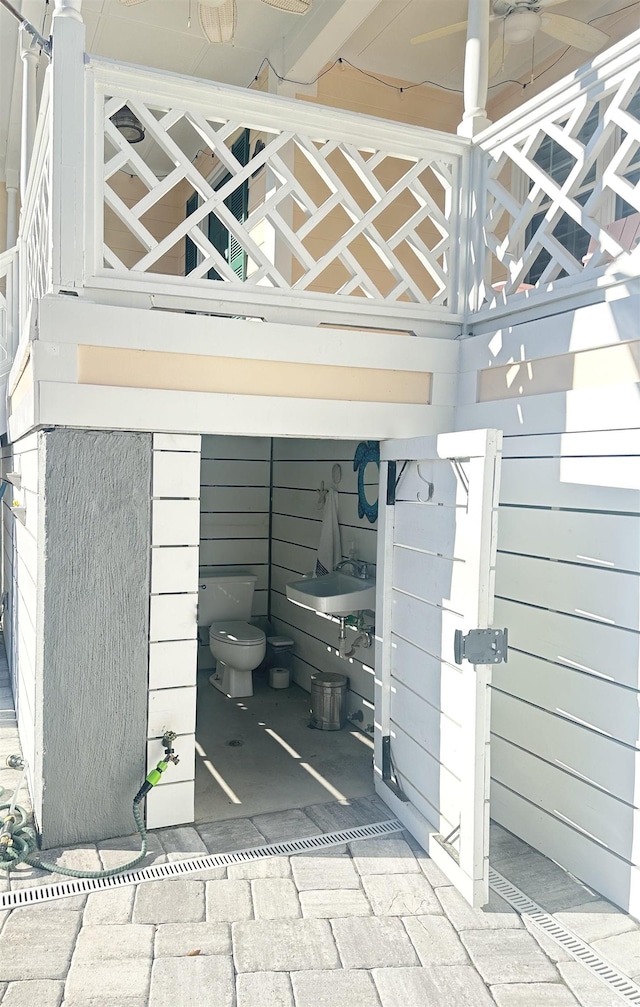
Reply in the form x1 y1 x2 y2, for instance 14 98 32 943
199 0 236 43
488 34 510 78
411 20 468 45
535 0 571 6
540 13 609 53
259 0 312 13
117 0 148 6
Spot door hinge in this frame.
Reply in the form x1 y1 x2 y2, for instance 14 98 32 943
454 628 508 665
386 462 397 506
382 736 409 802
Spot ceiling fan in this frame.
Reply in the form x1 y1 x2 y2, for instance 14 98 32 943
118 0 311 45
411 1 610 77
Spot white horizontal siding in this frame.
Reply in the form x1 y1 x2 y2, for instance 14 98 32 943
498 506 640 573
458 299 640 915
198 435 272 673
147 436 201 828
270 438 377 729
1 432 41 785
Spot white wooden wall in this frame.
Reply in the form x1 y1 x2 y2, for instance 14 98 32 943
270 438 378 727
147 433 200 830
1 432 40 798
457 297 640 915
198 435 271 669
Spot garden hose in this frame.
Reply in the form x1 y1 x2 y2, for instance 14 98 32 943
0 731 179 879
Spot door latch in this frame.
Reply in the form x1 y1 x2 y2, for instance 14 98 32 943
454 628 508 665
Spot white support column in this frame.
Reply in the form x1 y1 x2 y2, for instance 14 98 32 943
5 169 19 248
50 0 85 291
20 30 40 203
458 0 492 139
6 169 19 357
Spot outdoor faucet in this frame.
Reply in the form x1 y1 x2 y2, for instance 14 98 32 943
336 558 358 576
336 558 370 579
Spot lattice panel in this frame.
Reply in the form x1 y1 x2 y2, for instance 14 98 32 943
481 61 640 303
99 96 460 309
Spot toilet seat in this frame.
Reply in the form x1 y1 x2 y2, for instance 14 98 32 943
209 621 265 646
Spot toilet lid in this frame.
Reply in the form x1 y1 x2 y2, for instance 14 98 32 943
209 621 265 646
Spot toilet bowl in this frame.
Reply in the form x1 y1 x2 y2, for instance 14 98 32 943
197 572 266 699
208 620 266 698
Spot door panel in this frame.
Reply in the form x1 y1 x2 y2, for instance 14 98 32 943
375 429 502 907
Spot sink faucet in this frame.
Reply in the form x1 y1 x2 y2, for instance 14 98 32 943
336 558 371 579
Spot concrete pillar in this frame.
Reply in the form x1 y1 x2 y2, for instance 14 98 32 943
37 429 152 847
458 0 492 138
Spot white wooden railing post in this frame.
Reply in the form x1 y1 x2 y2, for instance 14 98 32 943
20 30 40 204
5 170 19 359
457 144 488 323
458 0 492 139
50 0 85 291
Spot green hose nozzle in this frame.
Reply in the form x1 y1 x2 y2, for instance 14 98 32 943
134 731 180 805
0 731 180 879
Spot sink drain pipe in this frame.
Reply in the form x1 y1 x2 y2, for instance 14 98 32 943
0 732 179 878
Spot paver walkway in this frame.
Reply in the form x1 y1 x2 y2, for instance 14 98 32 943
2 652 639 1005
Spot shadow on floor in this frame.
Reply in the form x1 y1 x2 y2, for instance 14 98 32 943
194 670 375 824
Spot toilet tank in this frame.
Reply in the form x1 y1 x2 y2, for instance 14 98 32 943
198 572 257 625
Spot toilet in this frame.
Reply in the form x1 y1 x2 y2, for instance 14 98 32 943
197 572 266 698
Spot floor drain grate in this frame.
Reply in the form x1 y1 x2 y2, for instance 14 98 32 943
490 868 640 1004
0 818 403 910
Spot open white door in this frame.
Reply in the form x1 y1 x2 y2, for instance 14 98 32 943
374 429 503 907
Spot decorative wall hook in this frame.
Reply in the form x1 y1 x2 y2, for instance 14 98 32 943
317 480 329 509
317 465 343 510
416 464 434 503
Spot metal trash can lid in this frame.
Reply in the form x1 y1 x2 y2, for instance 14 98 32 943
311 672 347 688
267 636 294 649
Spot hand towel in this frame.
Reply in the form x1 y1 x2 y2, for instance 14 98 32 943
315 487 341 577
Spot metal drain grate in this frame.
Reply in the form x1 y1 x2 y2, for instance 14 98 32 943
0 818 403 910
490 868 640 1004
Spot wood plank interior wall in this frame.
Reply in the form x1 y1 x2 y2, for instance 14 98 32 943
198 435 271 666
1 432 39 787
458 298 640 915
197 435 379 725
270 438 378 728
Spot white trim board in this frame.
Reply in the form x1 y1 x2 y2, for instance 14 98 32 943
36 296 460 372
35 383 453 441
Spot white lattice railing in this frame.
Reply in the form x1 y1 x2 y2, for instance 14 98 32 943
20 72 52 331
84 57 468 326
15 30 640 336
477 30 640 315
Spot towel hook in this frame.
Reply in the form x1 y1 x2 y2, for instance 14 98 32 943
317 464 342 510
416 463 434 503
317 480 329 509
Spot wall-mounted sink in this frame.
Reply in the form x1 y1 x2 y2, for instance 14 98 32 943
286 571 376 616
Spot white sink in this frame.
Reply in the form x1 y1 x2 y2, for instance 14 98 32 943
286 571 376 615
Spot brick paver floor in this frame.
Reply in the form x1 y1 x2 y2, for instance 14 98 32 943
1 651 639 1005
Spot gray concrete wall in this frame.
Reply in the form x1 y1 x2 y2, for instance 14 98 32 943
39 429 152 847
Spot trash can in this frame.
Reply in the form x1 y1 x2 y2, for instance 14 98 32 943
310 672 348 730
267 635 294 690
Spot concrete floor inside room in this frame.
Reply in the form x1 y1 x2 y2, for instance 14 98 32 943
193 666 377 825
